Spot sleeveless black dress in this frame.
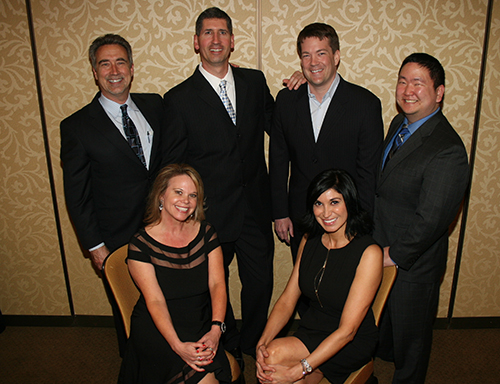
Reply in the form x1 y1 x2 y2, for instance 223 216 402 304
294 235 379 384
118 221 231 384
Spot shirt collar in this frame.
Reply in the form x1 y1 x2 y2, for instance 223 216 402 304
307 72 340 102
199 62 235 89
99 93 137 117
404 107 441 135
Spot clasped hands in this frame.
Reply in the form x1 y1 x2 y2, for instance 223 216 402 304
174 328 221 372
256 344 301 384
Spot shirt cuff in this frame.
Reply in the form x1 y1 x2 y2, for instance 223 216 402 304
88 242 105 252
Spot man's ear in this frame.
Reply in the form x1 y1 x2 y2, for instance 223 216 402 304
436 84 445 103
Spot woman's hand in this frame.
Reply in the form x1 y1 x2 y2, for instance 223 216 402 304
256 344 275 383
197 326 222 361
272 363 304 384
261 363 304 384
173 341 213 372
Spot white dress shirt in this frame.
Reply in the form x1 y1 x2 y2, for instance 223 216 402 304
198 63 237 112
99 94 153 169
308 73 340 142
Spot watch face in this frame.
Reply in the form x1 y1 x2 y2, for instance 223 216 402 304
213 321 226 333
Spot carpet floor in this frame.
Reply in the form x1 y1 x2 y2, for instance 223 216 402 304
0 326 498 383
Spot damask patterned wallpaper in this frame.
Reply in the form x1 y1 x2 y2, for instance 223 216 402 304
0 0 498 319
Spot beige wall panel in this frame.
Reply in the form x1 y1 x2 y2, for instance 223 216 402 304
260 0 486 317
455 0 500 317
0 0 68 315
6 0 491 318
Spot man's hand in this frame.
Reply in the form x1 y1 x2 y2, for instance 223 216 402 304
89 245 110 270
282 71 306 90
274 218 294 245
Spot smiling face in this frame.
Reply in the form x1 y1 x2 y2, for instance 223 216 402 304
396 62 445 124
194 18 234 76
300 37 340 98
160 174 198 223
92 44 133 104
313 188 348 236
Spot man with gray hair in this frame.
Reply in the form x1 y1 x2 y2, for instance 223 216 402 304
60 34 170 353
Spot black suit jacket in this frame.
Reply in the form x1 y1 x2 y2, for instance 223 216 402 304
60 93 165 252
269 76 384 222
163 67 274 243
373 111 469 283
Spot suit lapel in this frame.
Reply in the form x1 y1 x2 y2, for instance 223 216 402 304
131 94 160 171
315 77 348 145
192 68 235 126
233 67 248 128
379 112 441 184
295 85 316 145
88 94 147 169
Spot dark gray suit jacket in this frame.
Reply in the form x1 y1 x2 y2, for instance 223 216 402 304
270 76 384 222
163 67 274 243
373 110 469 283
60 93 165 252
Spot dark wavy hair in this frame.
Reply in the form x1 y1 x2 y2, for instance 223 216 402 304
299 169 372 240
89 34 133 70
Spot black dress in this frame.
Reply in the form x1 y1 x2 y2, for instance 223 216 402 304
118 221 231 384
294 235 379 384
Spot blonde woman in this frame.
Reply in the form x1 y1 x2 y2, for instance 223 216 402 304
119 164 230 384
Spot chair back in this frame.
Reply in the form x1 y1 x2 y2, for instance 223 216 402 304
372 265 397 326
102 245 139 338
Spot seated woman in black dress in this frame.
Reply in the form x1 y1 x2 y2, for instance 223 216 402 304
119 164 230 384
256 169 383 384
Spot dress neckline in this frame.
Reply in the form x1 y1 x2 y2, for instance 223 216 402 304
140 221 205 252
320 235 353 251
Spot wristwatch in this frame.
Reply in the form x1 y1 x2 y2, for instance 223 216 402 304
301 358 313 376
211 320 226 333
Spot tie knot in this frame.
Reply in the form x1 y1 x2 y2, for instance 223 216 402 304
120 104 128 115
220 80 227 90
399 125 410 137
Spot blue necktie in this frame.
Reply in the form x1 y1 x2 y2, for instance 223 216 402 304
384 124 410 168
219 80 236 125
121 104 146 167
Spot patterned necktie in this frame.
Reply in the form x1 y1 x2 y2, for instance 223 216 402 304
384 124 410 169
219 80 236 125
120 104 146 167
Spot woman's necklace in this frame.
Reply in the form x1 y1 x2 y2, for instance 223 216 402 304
313 247 331 308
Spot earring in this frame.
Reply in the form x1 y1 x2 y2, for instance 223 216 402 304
159 201 163 211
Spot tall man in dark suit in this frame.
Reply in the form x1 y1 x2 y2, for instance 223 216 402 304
60 34 168 353
163 8 275 361
270 23 384 259
373 53 469 384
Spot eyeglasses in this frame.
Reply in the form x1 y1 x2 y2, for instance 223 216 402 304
313 249 331 308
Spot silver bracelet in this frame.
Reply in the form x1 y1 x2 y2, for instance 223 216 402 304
300 358 313 377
